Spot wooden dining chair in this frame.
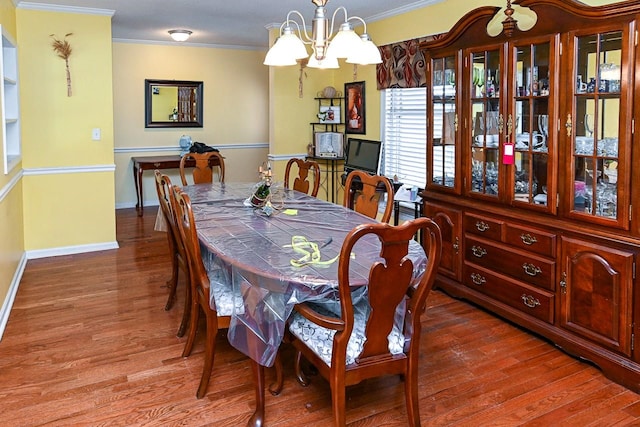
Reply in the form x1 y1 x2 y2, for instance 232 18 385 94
171 186 239 399
288 217 442 426
343 170 394 223
284 158 321 197
153 170 190 337
179 151 225 185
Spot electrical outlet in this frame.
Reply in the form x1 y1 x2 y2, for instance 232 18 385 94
92 128 101 141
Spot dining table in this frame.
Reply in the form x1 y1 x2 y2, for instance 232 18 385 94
180 182 428 427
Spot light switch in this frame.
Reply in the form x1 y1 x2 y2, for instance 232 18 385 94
92 128 101 141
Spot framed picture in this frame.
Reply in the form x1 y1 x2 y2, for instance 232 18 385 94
318 105 340 124
314 132 344 158
345 81 366 134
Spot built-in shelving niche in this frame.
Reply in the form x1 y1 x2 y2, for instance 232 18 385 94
1 25 20 174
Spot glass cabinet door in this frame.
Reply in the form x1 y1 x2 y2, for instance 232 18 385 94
428 54 459 192
569 29 628 226
469 48 502 197
510 39 554 211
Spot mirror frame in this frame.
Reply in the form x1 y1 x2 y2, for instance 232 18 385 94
145 79 204 128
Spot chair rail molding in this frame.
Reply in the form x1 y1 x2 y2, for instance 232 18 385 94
114 142 268 154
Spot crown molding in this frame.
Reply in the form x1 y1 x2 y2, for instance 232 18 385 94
366 0 444 22
16 2 115 17
112 37 263 51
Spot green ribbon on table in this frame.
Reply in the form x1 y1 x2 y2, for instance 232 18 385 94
284 235 339 267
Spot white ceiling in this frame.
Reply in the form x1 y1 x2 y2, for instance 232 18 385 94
16 0 442 49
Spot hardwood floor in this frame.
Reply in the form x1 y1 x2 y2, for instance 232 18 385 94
1 207 639 426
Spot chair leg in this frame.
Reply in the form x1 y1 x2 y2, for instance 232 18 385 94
331 380 347 427
404 359 421 426
182 298 199 358
294 351 310 387
196 312 219 399
268 352 284 396
176 271 191 337
164 252 179 311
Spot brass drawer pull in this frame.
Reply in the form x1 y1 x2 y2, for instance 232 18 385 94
475 221 490 232
522 263 542 277
521 294 541 308
471 273 486 285
153 162 161 168
471 245 487 258
520 233 538 245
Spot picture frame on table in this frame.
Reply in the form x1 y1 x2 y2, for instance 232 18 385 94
345 81 366 134
314 132 344 158
318 105 340 124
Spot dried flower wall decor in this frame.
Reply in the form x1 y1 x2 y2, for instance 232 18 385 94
50 33 73 96
298 58 308 98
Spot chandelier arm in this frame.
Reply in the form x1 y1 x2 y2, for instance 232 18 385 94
347 16 367 34
329 6 349 39
285 10 313 44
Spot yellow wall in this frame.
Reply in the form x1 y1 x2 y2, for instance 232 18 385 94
112 42 269 207
17 8 116 250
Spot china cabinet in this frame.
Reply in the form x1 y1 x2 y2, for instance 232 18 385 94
421 0 640 392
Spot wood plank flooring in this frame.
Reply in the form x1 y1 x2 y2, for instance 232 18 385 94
1 207 639 426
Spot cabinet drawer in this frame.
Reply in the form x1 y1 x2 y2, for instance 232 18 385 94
463 213 503 241
465 236 555 291
504 223 556 258
463 263 554 324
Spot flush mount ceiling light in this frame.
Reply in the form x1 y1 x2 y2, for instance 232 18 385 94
168 29 192 42
264 0 382 68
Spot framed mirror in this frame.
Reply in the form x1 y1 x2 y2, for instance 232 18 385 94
145 79 203 128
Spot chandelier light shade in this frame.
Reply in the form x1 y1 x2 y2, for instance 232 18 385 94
346 34 383 65
168 29 192 42
264 27 308 66
307 54 339 69
264 0 382 67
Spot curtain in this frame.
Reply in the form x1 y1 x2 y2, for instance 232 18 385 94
376 34 446 90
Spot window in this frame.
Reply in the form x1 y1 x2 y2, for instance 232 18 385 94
381 88 426 188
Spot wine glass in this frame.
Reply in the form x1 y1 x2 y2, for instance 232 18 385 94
584 113 595 137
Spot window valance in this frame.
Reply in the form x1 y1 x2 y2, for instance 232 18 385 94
376 34 445 90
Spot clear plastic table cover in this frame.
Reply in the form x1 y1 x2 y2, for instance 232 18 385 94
181 183 428 367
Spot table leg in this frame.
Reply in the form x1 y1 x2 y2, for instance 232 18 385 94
394 201 400 226
331 159 335 203
247 360 265 427
134 162 144 217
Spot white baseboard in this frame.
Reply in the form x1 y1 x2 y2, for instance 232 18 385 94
0 252 27 341
115 201 158 210
26 241 119 260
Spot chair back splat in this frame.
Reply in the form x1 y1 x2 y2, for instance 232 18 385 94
343 170 394 223
289 217 442 426
284 158 321 197
179 151 225 185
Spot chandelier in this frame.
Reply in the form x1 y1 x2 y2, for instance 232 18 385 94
264 0 382 69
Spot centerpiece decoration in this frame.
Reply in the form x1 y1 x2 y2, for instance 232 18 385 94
247 161 279 216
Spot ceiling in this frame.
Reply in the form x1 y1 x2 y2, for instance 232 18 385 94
16 0 442 49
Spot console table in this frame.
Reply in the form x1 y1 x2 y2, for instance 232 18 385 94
131 155 220 216
306 156 344 203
